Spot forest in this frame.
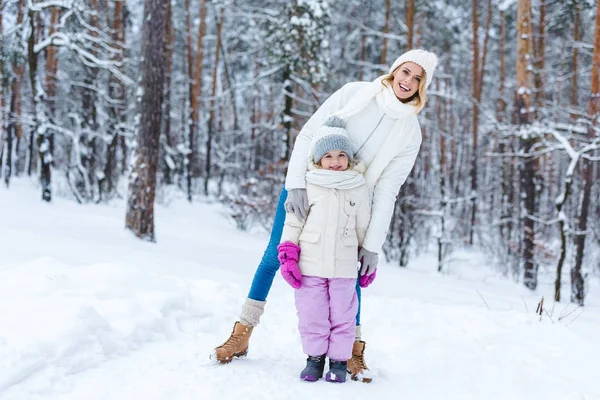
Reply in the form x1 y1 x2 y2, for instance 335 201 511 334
0 0 599 305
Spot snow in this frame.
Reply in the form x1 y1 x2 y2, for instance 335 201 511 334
1 180 600 400
497 0 516 12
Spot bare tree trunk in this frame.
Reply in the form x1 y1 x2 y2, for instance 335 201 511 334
282 65 294 162
204 7 224 196
571 3 581 112
4 0 26 187
406 0 415 51
469 0 492 245
45 5 60 181
358 7 367 81
554 158 577 302
187 0 208 202
516 0 537 290
162 0 175 185
381 0 391 66
26 4 38 178
125 0 169 241
438 77 447 272
84 2 101 200
103 0 127 197
469 0 480 245
0 0 4 180
572 2 600 305
26 9 51 202
533 0 546 114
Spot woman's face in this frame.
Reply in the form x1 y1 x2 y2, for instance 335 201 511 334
391 62 423 101
320 150 349 171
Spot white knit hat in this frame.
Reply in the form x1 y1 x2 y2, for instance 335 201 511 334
388 49 438 88
311 116 354 164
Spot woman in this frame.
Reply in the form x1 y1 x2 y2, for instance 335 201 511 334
212 49 437 383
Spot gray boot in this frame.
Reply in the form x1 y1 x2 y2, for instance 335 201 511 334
300 355 326 382
325 360 348 383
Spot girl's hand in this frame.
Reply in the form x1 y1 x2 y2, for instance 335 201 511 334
277 242 302 289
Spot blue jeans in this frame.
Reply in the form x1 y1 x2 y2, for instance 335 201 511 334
247 187 362 326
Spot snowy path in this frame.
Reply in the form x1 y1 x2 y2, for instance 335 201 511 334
1 182 599 400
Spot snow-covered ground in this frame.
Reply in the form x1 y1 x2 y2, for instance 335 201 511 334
1 180 599 400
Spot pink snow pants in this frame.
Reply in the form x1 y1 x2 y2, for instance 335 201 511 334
295 276 358 362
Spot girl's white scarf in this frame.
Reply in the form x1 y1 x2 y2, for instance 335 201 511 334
305 163 366 190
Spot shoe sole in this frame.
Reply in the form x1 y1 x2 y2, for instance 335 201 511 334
212 349 248 364
325 372 345 383
348 370 372 383
300 374 321 382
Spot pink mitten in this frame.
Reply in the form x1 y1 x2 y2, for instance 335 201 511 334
359 269 377 288
277 242 302 289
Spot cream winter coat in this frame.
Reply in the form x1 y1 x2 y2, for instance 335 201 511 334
281 163 371 279
285 81 422 253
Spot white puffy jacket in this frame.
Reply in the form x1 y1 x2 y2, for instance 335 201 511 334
281 163 371 279
285 82 422 253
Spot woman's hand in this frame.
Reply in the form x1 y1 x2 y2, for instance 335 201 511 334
358 246 378 288
285 189 309 222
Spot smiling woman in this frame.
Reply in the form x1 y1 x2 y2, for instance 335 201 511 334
381 55 432 113
213 49 438 383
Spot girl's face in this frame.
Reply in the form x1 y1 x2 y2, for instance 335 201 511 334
391 62 423 100
320 150 349 171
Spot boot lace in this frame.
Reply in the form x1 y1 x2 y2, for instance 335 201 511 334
219 332 242 351
353 352 367 372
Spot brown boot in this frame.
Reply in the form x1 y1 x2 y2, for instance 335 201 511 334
347 340 373 383
212 322 254 364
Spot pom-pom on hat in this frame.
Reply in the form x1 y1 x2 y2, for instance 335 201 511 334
312 116 354 164
388 49 438 88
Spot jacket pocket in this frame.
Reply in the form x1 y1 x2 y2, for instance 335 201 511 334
298 230 321 262
341 234 358 246
339 234 359 261
299 230 321 243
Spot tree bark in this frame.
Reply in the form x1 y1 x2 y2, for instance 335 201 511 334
187 0 208 201
103 0 127 197
45 5 60 186
282 65 294 162
572 1 600 305
469 0 480 245
381 0 391 66
125 0 169 241
0 0 4 180
359 9 367 81
26 9 51 202
533 0 545 114
516 0 537 290
162 0 175 185
4 0 26 187
469 0 492 245
571 3 581 112
204 7 225 196
406 0 415 51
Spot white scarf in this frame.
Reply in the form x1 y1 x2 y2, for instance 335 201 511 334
305 164 366 190
333 75 417 121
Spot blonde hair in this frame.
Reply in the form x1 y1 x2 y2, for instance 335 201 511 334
382 64 429 114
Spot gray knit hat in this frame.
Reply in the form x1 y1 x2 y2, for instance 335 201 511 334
311 116 354 164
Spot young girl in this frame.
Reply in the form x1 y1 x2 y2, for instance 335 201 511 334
277 116 371 383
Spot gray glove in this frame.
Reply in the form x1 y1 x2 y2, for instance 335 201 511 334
358 247 378 276
285 188 309 222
